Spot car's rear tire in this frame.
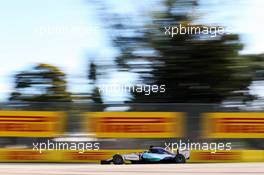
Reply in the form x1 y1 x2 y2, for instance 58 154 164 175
175 154 186 163
113 154 124 165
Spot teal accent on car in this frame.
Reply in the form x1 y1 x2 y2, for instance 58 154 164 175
142 153 162 161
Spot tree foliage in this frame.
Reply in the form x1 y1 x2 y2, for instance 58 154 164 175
110 0 254 103
87 61 103 103
10 63 72 102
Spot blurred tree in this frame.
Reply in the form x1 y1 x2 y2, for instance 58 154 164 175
88 62 97 81
88 61 103 103
10 63 72 102
108 0 254 103
241 54 264 81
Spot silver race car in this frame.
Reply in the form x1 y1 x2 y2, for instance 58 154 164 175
101 146 190 164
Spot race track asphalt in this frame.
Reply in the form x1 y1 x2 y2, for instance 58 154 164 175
0 163 263 175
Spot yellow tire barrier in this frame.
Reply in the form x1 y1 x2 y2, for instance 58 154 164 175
188 150 264 163
84 112 185 138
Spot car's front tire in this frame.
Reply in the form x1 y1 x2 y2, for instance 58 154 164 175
175 154 186 163
113 154 124 165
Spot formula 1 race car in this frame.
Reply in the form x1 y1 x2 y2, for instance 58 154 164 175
101 146 190 165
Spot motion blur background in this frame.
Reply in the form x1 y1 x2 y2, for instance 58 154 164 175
0 0 263 163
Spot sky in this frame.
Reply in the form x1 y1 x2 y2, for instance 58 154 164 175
197 0 264 54
0 0 263 102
